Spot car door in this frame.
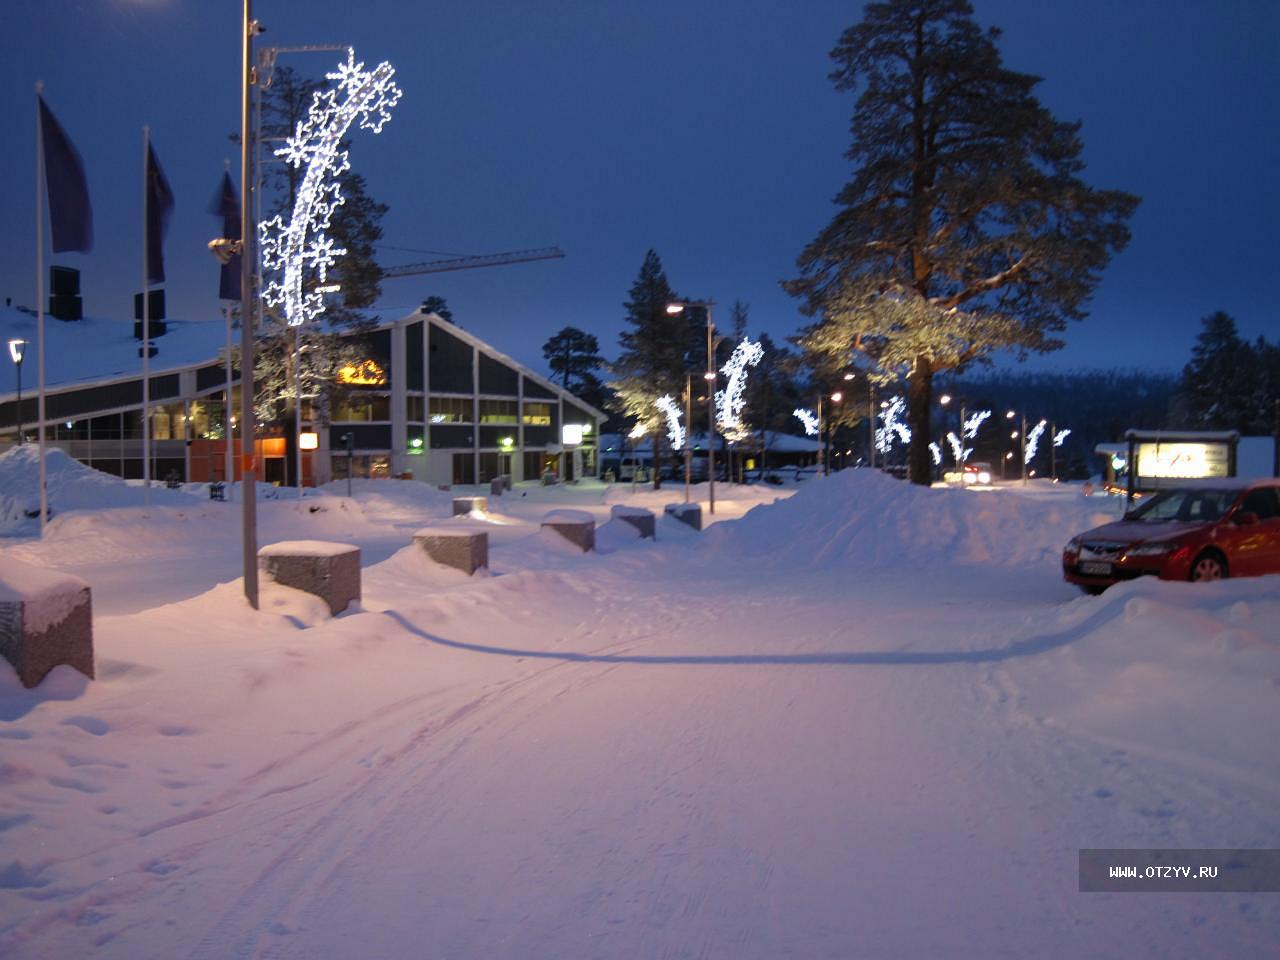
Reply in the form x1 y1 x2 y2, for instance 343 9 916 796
1227 486 1280 576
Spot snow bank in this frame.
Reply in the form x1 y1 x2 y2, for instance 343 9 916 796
0 446 195 531
702 469 1116 569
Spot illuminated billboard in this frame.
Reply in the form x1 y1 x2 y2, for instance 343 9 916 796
1135 442 1230 479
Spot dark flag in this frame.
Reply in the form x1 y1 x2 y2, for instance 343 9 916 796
38 96 93 253
145 142 175 285
208 170 242 300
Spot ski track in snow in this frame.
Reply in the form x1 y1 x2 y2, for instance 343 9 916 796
0 468 1277 958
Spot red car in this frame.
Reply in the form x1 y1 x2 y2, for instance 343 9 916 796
1062 479 1280 594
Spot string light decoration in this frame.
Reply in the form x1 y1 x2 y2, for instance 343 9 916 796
929 442 942 466
655 394 686 451
714 338 763 441
1053 428 1072 447
793 408 819 437
260 49 403 326
963 409 991 439
1024 419 1048 464
946 431 970 466
875 396 911 453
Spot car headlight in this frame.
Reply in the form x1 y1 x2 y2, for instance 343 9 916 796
1125 541 1175 557
1065 537 1082 553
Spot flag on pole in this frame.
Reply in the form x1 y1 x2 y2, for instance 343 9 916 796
209 169 242 300
38 96 93 253
145 142 174 285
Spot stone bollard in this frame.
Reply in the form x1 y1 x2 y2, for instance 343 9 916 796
258 541 361 616
413 528 489 575
610 504 656 539
500 474 513 492
0 559 95 688
489 478 504 497
452 496 488 516
664 502 703 531
541 509 595 552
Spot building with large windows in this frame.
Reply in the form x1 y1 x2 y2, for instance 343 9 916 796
0 302 602 487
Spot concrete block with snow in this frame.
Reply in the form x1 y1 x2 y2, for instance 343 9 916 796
664 502 702 531
541 509 595 552
453 496 487 516
0 558 94 688
610 504 655 539
258 541 361 616
413 528 489 575
488 478 505 496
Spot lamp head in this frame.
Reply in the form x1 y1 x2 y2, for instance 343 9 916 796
8 339 26 364
665 303 685 315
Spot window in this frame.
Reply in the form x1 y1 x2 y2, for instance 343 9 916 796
429 396 472 424
479 399 518 423
522 402 553 426
332 394 391 422
1239 488 1280 521
407 395 425 422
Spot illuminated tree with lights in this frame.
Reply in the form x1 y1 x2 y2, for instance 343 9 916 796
787 0 1138 485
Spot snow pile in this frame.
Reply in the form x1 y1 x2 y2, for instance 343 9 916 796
703 469 1116 569
0 556 89 634
0 446 194 531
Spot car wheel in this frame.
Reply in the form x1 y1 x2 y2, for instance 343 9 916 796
1079 584 1108 596
1189 551 1228 582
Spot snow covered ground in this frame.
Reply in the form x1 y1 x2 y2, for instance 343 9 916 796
1 453 1278 958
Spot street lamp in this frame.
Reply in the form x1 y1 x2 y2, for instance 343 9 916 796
1007 410 1027 485
940 393 967 484
666 300 718 514
818 390 842 476
8 339 26 444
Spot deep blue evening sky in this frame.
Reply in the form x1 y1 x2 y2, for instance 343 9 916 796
1 1 1275 380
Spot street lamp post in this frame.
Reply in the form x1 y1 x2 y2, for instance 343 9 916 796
8 339 26 444
684 372 692 503
239 0 261 608
1007 410 1028 486
667 300 717 515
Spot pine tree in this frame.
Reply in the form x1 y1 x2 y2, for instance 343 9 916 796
1180 312 1275 433
543 327 604 392
786 0 1139 484
610 250 686 488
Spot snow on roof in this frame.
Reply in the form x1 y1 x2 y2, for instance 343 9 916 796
0 305 228 399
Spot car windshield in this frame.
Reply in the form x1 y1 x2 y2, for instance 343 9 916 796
1128 488 1234 523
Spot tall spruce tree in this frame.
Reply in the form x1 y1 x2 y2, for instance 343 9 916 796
543 327 605 392
610 250 685 488
786 0 1138 484
1180 311 1277 434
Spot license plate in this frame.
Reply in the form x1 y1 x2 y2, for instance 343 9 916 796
1079 561 1112 576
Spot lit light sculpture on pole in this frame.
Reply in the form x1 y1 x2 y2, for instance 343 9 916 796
1024 418 1048 466
259 48 402 328
655 394 685 452
715 337 762 441
875 395 911 454
793 408 819 436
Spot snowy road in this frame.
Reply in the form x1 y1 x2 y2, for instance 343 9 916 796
2 473 1278 958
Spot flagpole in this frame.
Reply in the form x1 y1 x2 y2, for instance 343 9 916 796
35 83 48 536
141 126 152 504
240 0 260 609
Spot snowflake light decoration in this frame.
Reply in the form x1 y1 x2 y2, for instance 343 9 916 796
946 432 970 466
655 394 686 451
929 442 942 466
963 409 991 440
875 396 911 454
1024 419 1048 464
714 338 763 442
794 408 819 437
1053 428 1071 447
260 49 403 326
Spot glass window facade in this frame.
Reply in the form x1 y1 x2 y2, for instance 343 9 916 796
429 396 472 423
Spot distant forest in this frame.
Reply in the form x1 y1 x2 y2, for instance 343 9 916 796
934 369 1180 480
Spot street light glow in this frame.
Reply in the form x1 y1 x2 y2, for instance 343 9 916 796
665 303 685 314
830 391 843 403
939 393 951 405
7 339 25 364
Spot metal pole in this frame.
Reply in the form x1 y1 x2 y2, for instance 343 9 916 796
142 125 152 506
819 394 826 476
867 380 875 470
684 372 691 503
224 306 233 486
1050 421 1056 481
706 306 716 515
294 328 303 497
35 83 48 534
13 357 21 444
1020 412 1027 486
240 0 259 609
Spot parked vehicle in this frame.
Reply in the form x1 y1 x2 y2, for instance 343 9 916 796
1062 479 1280 594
